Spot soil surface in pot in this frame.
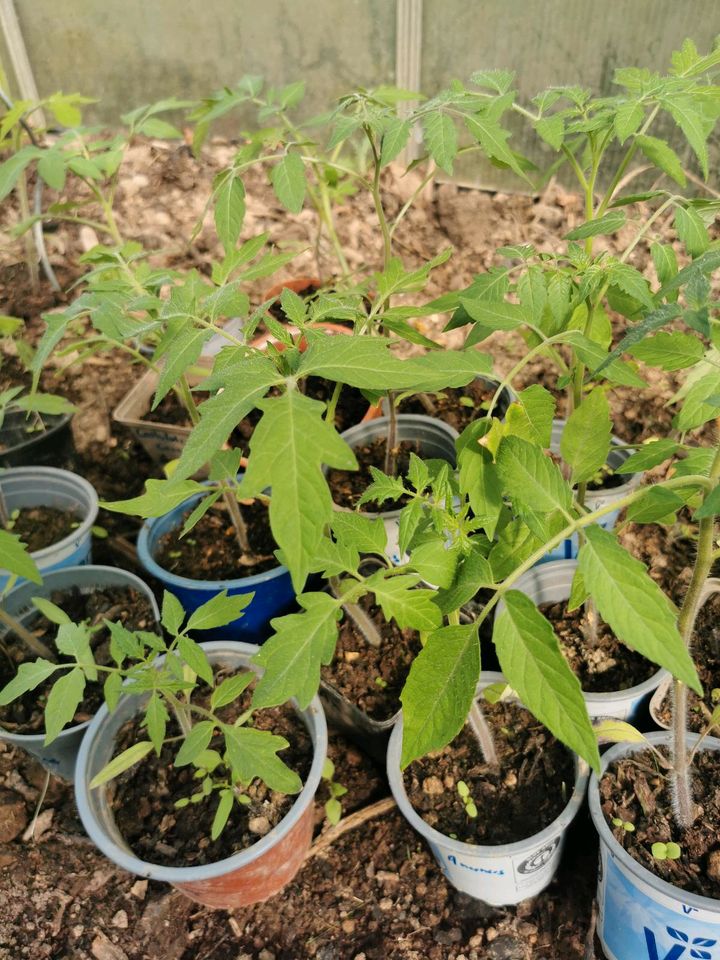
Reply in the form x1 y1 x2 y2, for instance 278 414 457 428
328 437 423 511
304 376 371 432
396 381 495 433
585 463 624 492
155 501 278 579
140 391 263 456
321 598 422 722
539 599 656 692
111 669 313 867
405 699 575 844
0 585 156 733
601 745 720 898
656 592 720 730
8 506 80 553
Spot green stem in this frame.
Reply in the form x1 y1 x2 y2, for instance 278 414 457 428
325 381 343 424
596 104 660 215
365 127 392 271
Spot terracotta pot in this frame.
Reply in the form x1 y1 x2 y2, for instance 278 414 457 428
75 642 327 909
263 276 322 302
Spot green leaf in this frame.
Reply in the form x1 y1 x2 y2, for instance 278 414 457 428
566 211 626 240
240 391 356 590
252 592 340 709
329 512 387 557
560 389 611 485
694 483 720 519
45 667 86 743
594 718 650 744
434 543 494 615
211 789 234 840
101 479 207 517
178 635 214 684
161 591 185 634
534 114 565 150
364 571 442 631
568 331 646 388
0 146 42 201
174 720 216 766
0 529 41 583
675 205 709 258
214 173 246 254
517 266 547 327
29 597 70 627
185 591 252 632
626 487 686 523
674 372 720 431
651 241 678 291
488 518 542 581
380 117 412 166
400 624 480 767
662 95 710 179
504 384 555 447
37 149 67 191
459 299 527 332
0 659 59 705
493 592 600 772
496 435 573 516
210 672 254 710
464 113 526 180
89 741 154 788
614 100 644 143
629 332 704 371
635 135 686 187
457 424 503 539
145 693 169 755
422 111 457 174
616 439 679 473
223 725 302 794
409 539 459 590
271 152 306 214
578 526 700 692
153 325 210 408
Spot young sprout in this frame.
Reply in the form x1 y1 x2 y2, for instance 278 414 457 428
457 780 478 819
458 396 475 409
611 817 635 833
322 758 348 826
374 676 388 689
651 841 682 861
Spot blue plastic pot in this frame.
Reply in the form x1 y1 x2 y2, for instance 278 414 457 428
136 493 295 641
0 467 99 592
589 733 720 960
537 420 640 564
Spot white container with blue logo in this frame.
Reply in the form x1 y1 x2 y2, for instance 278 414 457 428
0 467 99 591
589 733 720 960
386 672 589 905
538 420 640 564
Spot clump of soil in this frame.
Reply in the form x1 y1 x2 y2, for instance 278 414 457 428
396 380 498 433
0 585 156 733
7 506 79 553
600 746 720 898
321 597 422 722
539 600 656 692
328 436 423 511
656 592 720 730
405 699 575 844
111 669 313 866
155 500 278 579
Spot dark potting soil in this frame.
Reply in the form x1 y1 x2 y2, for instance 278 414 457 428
321 598 422 722
140 391 263 456
8 506 79 553
656 592 720 730
601 746 720 899
405 699 575 845
327 437 422 511
539 600 656 692
0 585 156 734
396 381 495 433
304 376 371 432
111 670 313 867
155 501 278 579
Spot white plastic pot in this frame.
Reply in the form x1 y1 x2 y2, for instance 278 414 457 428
539 420 641 564
501 560 667 722
589 732 720 960
387 672 588 905
75 641 327 909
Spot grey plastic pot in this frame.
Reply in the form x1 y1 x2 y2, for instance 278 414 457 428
500 560 667 722
589 732 720 959
0 565 160 781
336 414 457 565
649 578 720 730
380 375 518 424
0 467 99 591
539 420 641 563
74 641 328 910
387 672 588 905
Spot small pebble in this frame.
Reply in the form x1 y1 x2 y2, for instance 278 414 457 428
130 879 148 900
708 849 720 881
0 789 28 843
249 816 271 836
111 910 128 929
379 897 394 912
342 919 356 934
422 776 444 796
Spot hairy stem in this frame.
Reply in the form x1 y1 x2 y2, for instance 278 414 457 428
0 606 57 662
223 491 251 555
582 596 601 648
467 699 499 768
329 577 382 648
384 392 398 477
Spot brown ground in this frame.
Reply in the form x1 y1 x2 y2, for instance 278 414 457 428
0 132 716 958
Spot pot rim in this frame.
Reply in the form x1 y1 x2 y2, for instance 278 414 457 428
0 410 73 455
0 466 99 565
74 640 328 883
387 671 589 860
136 490 289 591
496 558 669 703
588 730 720 912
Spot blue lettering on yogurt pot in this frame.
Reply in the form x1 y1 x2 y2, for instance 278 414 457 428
446 854 505 876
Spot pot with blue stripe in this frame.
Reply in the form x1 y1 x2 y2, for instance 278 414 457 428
136 489 294 642
0 467 99 591
538 419 640 564
589 733 720 960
